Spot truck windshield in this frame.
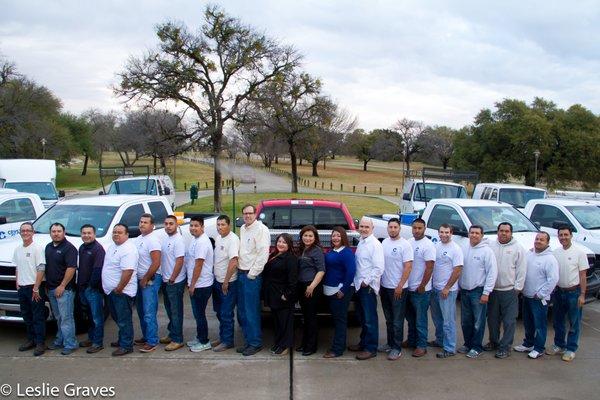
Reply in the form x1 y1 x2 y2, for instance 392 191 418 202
414 183 467 202
108 179 157 195
33 205 118 237
463 206 538 234
5 182 57 200
498 189 545 209
566 206 600 230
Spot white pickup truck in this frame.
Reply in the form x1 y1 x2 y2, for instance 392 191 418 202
0 195 217 323
0 189 46 241
0 159 64 208
400 179 469 214
366 198 600 301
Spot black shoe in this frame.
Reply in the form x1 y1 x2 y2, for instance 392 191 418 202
112 347 133 357
270 345 279 353
87 345 104 354
274 347 289 355
295 346 304 352
47 343 62 351
427 340 442 348
483 342 497 352
243 345 263 356
495 350 510 359
236 345 248 354
33 344 46 357
302 350 316 356
436 350 456 359
18 341 35 352
110 341 120 348
79 340 92 348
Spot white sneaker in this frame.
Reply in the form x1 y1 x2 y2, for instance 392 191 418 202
528 350 543 359
377 344 391 353
513 344 534 353
545 345 565 355
186 339 199 347
190 341 212 353
562 351 576 362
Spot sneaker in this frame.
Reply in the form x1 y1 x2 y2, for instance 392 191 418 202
18 341 35 352
387 349 402 360
427 340 442 348
482 342 497 352
187 339 200 347
494 350 510 359
47 343 62 351
528 350 543 359
79 340 92 348
159 336 172 345
436 350 456 359
112 347 132 357
274 347 289 356
61 348 77 355
243 345 263 356
86 345 104 354
545 345 565 356
33 344 46 357
562 351 576 362
134 338 146 346
236 345 248 354
378 344 392 353
190 342 212 353
513 344 534 353
165 342 184 352
212 343 233 352
139 343 158 353
323 351 340 358
466 349 481 359
457 345 469 354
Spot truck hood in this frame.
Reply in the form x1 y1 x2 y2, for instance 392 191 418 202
576 233 600 254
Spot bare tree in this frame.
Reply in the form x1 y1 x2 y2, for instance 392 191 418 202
417 125 455 169
115 5 301 211
392 118 426 174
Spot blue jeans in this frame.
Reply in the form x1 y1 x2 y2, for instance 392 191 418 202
406 290 431 349
190 286 212 344
460 287 488 352
48 288 78 350
236 273 263 348
356 286 378 353
108 292 135 350
552 287 582 352
162 280 185 343
328 287 355 356
522 297 548 353
136 274 162 346
212 280 237 346
18 285 46 345
430 289 458 352
380 287 408 351
79 286 105 346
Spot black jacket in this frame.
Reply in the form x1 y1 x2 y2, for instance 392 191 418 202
263 251 298 309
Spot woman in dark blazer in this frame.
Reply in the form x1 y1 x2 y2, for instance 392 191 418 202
263 233 298 355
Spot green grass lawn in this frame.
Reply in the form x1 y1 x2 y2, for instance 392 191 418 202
179 192 398 219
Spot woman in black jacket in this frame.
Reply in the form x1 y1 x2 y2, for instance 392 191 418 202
263 233 298 355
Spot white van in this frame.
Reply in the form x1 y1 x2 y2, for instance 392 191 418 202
0 189 46 240
400 179 468 214
0 159 63 208
105 175 176 209
472 183 546 211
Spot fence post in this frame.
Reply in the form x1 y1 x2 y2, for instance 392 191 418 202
321 182 324 189
379 187 382 195
330 182 332 190
254 185 257 193
184 182 187 190
341 183 343 191
363 186 367 194
395 188 398 196
205 182 208 189
353 185 355 193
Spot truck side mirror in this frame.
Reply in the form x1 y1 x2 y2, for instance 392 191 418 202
58 190 65 198
99 191 105 196
164 187 171 195
402 193 411 201
452 226 468 237
128 227 141 238
235 217 244 228
0 216 6 224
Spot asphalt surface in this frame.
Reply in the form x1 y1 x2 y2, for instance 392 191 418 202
1 297 599 400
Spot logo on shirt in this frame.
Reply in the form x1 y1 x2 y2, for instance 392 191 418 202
442 251 448 257
87 251 92 255
26 252 31 257
392 247 398 253
473 256 481 261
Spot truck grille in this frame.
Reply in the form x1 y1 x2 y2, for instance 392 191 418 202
587 254 598 278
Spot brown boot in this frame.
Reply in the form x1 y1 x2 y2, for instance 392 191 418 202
356 351 377 360
347 344 363 352
412 347 427 357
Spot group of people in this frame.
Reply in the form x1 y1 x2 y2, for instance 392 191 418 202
13 205 587 363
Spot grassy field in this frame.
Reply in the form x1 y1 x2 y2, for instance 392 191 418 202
57 153 215 191
179 192 398 219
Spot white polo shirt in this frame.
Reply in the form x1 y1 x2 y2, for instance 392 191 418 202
381 236 414 289
135 232 162 280
214 231 240 283
102 240 139 297
432 241 463 291
407 237 436 291
553 245 589 288
160 232 186 283
12 241 46 286
185 233 214 288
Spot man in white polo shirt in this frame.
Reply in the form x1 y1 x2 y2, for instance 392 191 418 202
212 215 240 352
430 223 463 359
134 213 162 353
159 215 186 351
548 226 588 362
102 223 139 356
379 217 413 360
185 216 215 353
13 222 46 356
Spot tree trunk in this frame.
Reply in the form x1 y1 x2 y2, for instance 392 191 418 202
311 159 319 177
153 155 157 174
159 155 167 169
289 141 298 193
245 151 251 162
212 125 223 212
299 158 303 166
405 154 411 176
363 159 368 171
275 155 279 164
442 158 449 170
81 153 89 176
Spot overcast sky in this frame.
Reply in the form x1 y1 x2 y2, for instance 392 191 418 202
2 0 599 130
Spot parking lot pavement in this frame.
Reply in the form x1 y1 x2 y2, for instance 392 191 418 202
1 297 600 399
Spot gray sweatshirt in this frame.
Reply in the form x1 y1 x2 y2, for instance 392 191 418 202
459 239 498 295
523 247 559 301
490 238 527 291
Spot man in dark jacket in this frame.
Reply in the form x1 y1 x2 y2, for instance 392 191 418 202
78 224 106 353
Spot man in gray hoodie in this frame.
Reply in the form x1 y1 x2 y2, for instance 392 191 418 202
458 225 498 359
485 222 527 359
514 232 559 359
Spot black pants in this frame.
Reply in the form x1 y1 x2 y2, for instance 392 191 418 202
18 285 46 345
297 282 322 352
272 307 294 349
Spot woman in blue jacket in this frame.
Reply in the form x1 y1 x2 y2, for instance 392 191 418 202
323 226 356 358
